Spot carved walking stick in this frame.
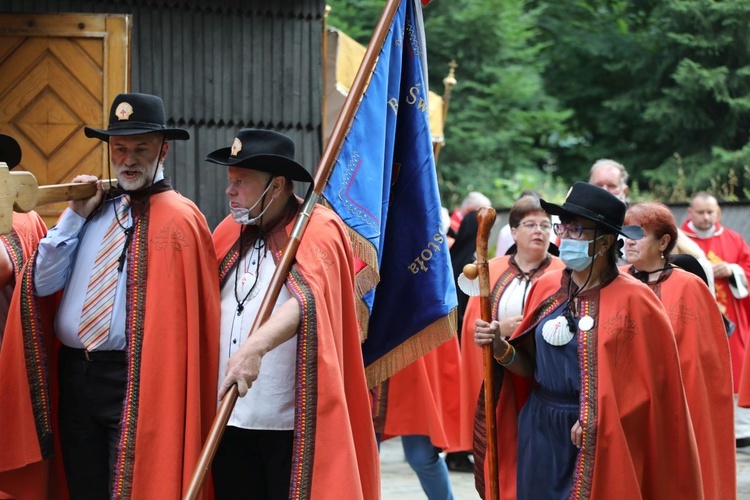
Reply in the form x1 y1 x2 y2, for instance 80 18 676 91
466 206 499 499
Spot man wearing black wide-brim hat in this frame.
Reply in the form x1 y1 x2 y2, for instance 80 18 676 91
0 93 221 498
208 128 378 498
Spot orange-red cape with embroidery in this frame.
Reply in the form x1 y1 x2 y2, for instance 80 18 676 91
681 220 750 394
0 212 47 347
376 334 461 451
474 269 702 499
627 266 734 500
0 191 220 500
2 212 47 273
458 255 564 451
212 202 380 500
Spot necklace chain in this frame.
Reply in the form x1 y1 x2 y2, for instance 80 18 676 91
234 232 266 316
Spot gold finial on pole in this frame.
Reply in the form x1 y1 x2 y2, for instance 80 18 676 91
442 59 458 123
434 59 458 166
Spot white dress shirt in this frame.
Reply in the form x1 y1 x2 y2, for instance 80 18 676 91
32 171 172 353
219 243 297 430
496 274 530 320
35 194 132 351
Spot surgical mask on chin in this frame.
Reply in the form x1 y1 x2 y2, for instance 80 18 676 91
559 236 604 272
230 183 274 225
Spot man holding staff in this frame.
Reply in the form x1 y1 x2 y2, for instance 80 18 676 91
208 128 379 499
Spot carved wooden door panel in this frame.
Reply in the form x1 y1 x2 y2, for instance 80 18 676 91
0 14 130 226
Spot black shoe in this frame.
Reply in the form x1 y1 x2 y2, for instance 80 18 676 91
736 437 750 448
445 452 474 473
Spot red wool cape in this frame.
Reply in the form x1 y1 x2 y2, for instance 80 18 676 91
0 211 47 347
681 220 750 394
625 266 734 500
1 212 47 274
474 269 703 499
0 191 221 499
212 202 380 500
374 334 461 452
458 254 564 451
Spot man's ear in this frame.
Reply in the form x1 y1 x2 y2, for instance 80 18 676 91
159 141 170 165
270 175 286 196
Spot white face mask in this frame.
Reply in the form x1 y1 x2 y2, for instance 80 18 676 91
230 182 274 225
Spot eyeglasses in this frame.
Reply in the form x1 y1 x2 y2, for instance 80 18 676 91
519 221 552 232
553 222 598 240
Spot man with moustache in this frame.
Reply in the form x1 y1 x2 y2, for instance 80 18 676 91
0 93 220 498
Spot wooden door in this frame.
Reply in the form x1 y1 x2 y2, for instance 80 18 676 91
0 14 130 226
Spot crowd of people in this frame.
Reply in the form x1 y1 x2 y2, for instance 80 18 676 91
0 92 745 499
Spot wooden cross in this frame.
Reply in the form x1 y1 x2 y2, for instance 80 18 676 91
0 164 115 234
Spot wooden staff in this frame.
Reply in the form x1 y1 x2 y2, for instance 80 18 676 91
183 0 403 497
476 206 499 499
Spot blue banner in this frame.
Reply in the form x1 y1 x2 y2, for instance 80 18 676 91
323 0 457 387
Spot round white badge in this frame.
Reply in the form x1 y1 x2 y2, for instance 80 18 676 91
541 315 574 346
578 315 595 332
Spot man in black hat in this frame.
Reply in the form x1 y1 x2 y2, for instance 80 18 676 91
0 134 47 348
208 128 378 499
0 93 221 498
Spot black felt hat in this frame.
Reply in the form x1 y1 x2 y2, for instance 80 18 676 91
84 93 190 142
540 182 643 240
205 128 312 183
0 134 21 169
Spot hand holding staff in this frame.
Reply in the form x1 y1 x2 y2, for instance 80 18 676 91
476 206 499 500
183 1 404 497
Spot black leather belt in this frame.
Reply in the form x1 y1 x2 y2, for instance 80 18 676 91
60 345 127 363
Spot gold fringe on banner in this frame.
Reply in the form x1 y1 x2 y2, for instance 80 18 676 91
356 297 370 343
365 308 458 389
322 199 381 342
322 199 380 293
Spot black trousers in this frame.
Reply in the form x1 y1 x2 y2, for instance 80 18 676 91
212 426 294 500
57 346 127 500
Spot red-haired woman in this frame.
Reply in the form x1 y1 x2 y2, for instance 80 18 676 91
624 201 735 500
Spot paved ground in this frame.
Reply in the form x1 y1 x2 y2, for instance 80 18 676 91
381 437 750 499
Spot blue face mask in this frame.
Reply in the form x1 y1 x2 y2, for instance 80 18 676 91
559 236 604 271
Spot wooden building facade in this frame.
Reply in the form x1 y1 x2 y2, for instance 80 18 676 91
0 0 325 228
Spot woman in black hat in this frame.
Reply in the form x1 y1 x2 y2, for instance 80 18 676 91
472 182 702 499
623 201 735 499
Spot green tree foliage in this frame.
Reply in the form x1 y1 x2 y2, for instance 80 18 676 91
326 0 750 204
642 0 750 199
326 0 573 208
538 0 750 200
424 0 573 208
326 0 382 43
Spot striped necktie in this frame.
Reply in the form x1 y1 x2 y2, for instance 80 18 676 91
78 195 131 351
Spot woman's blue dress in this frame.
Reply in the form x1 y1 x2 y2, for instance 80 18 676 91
516 302 580 500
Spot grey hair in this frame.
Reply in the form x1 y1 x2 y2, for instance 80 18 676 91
589 159 629 188
460 191 492 211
